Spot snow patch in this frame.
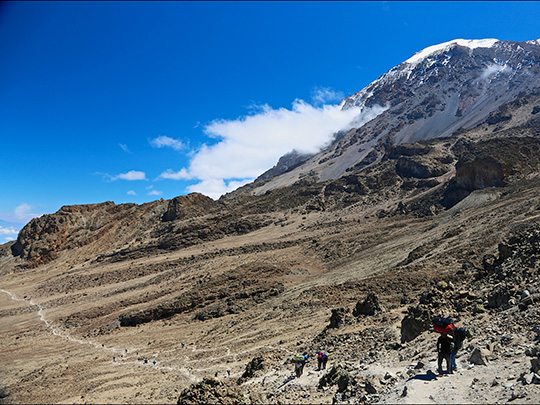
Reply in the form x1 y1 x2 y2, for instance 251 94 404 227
406 39 499 64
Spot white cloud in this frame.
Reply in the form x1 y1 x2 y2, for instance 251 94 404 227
4 236 16 243
0 226 18 235
148 189 162 196
113 170 146 181
187 178 253 200
158 168 193 180
311 87 344 105
480 63 512 80
119 143 131 153
14 203 40 222
158 98 388 199
126 190 137 196
150 135 184 151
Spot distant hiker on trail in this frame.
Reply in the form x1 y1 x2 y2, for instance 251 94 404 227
437 333 454 375
316 351 328 370
292 352 309 378
450 325 472 371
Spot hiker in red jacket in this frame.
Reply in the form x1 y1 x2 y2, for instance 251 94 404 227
316 351 328 370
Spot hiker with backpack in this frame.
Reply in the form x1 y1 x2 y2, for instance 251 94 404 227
432 316 455 375
292 352 309 378
437 333 454 375
316 351 328 370
450 325 472 371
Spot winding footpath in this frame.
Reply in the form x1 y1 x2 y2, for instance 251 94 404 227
0 288 198 381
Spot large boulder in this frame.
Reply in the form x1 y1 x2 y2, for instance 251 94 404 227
237 355 265 384
353 293 382 316
177 378 256 404
328 307 351 329
486 285 512 309
318 364 354 393
400 305 432 343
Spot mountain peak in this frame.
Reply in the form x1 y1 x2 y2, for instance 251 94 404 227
405 38 500 65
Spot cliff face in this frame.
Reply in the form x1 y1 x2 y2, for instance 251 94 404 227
10 201 167 267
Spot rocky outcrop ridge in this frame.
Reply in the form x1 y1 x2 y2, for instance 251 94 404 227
162 193 221 222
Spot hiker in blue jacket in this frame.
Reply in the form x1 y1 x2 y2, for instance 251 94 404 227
450 326 472 371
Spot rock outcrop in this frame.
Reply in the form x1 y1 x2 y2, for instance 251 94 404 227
177 378 256 404
162 193 221 222
353 293 382 316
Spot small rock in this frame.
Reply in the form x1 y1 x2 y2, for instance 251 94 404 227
519 372 534 385
414 361 425 370
384 371 397 381
401 386 408 397
531 357 540 373
469 347 490 366
510 390 527 401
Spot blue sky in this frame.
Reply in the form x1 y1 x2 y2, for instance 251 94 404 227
1 1 540 238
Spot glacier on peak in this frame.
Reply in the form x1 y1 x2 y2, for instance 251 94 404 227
405 38 499 65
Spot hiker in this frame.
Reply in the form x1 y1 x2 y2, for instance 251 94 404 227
437 333 454 375
316 351 328 370
292 352 309 378
450 325 472 371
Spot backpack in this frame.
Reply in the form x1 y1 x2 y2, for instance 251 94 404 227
292 355 306 363
455 326 472 341
432 316 455 334
317 351 328 360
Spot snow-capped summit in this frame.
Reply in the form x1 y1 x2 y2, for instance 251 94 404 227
405 38 499 64
252 38 540 193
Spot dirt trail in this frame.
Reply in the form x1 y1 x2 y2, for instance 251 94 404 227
0 288 198 382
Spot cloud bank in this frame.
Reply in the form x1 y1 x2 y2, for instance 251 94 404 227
159 98 377 199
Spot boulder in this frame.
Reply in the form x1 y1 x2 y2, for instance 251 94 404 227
328 307 350 329
469 347 490 366
318 364 354 392
237 355 265 384
414 361 425 370
353 293 382 317
531 357 540 373
400 305 432 343
177 378 255 404
487 285 512 309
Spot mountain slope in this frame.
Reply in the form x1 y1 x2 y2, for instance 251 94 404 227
251 39 540 194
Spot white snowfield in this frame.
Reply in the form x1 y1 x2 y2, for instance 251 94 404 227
405 38 500 64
